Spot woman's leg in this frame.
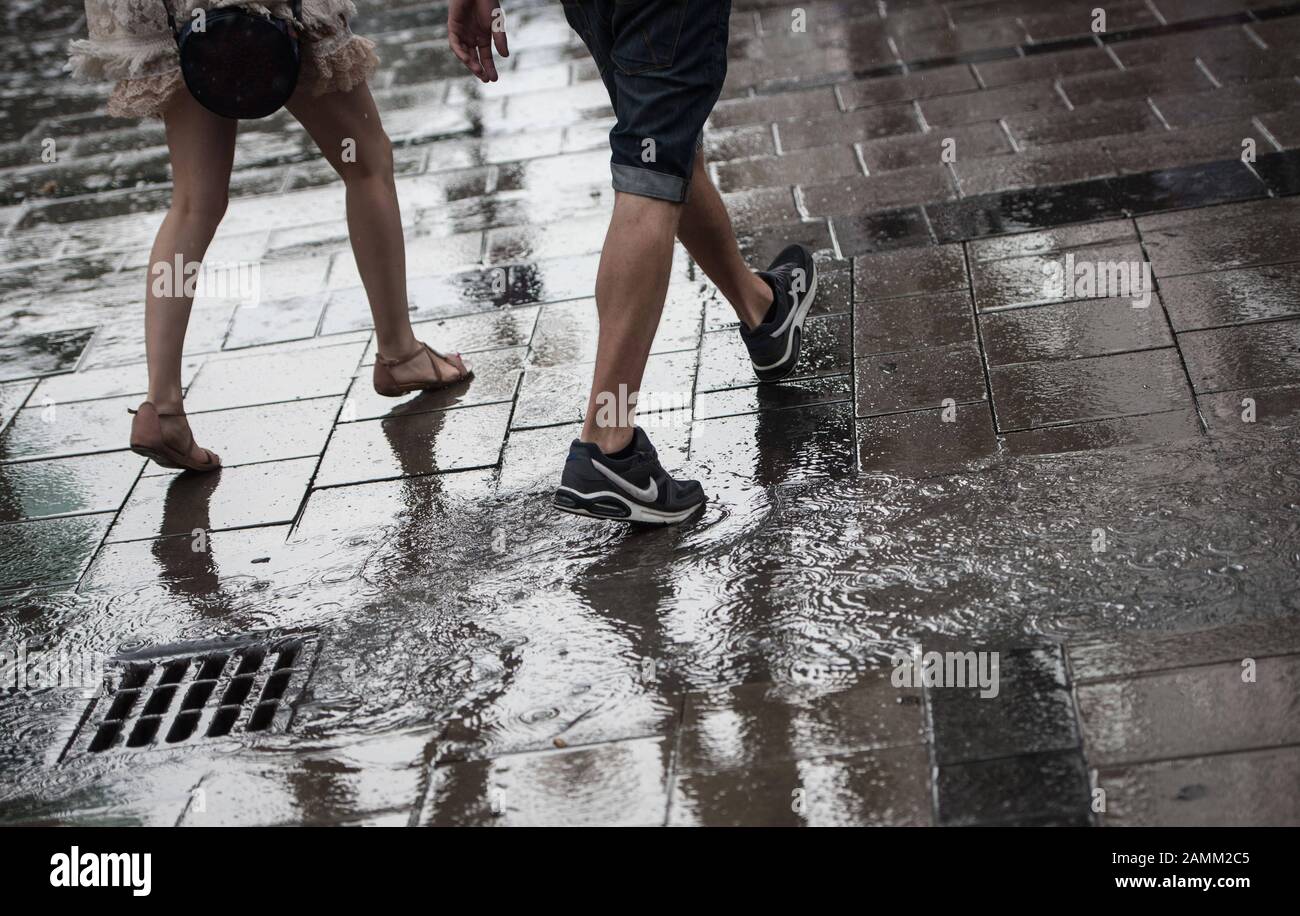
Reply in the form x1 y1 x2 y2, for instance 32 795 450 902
286 82 465 384
143 90 236 461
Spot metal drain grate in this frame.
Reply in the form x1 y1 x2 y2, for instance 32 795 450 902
61 632 320 761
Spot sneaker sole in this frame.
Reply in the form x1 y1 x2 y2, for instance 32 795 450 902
553 487 704 525
752 266 819 383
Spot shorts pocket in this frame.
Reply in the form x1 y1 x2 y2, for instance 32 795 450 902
611 0 688 75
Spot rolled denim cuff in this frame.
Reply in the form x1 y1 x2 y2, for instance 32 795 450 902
611 163 689 203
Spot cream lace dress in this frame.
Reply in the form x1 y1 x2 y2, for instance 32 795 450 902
68 0 379 118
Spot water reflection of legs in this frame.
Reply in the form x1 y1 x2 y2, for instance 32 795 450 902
151 469 224 615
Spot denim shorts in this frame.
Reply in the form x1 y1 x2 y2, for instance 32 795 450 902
561 0 732 203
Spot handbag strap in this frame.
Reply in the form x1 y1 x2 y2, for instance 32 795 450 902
160 0 305 41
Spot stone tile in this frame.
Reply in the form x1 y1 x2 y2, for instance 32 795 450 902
0 393 139 462
0 513 111 589
1253 148 1300 196
183 341 364 413
418 737 670 827
1002 408 1203 457
222 293 327 350
1108 160 1267 215
855 289 975 357
953 141 1116 196
1108 24 1261 69
778 105 922 152
715 145 862 192
1061 60 1215 107
0 382 33 436
0 451 143 523
344 347 524 423
693 374 852 421
853 243 967 301
990 348 1190 431
966 219 1136 262
1199 383 1300 433
738 219 836 266
1069 617 1300 684
723 186 803 231
484 214 607 263
1152 79 1300 129
1006 98 1164 148
689 401 856 486
678 674 926 776
292 469 496 540
107 457 315 543
1159 262 1300 332
670 744 931 827
936 749 1090 826
708 87 842 129
855 342 987 417
697 314 850 392
971 241 1149 310
315 401 510 487
858 121 1012 173
832 206 934 256
927 179 1123 243
31 359 202 406
1104 119 1266 174
1140 198 1300 277
77 523 318 594
1179 320 1300 393
705 124 777 162
857 403 999 475
527 299 700 369
1095 746 1300 827
893 20 1028 62
0 328 95 382
1075 655 1300 766
972 46 1118 88
836 65 978 110
513 350 696 429
180 735 428 826
802 165 957 217
920 82 1066 127
928 647 1078 766
979 295 1173 365
139 397 340 474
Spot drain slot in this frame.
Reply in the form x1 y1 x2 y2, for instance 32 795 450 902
61 632 320 762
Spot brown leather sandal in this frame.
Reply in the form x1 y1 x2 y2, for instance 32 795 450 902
373 341 473 397
128 402 221 473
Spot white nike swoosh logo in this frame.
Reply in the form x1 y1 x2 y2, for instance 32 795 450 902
591 458 658 502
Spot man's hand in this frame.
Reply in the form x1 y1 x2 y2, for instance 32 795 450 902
448 0 509 83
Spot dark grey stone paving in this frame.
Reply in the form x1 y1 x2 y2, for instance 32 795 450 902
0 0 1298 826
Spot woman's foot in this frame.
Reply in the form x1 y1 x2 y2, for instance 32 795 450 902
373 341 473 396
129 401 221 473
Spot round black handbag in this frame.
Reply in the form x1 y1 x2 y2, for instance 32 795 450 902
163 0 303 119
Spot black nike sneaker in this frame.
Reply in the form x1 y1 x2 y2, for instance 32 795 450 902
739 244 819 382
553 427 706 525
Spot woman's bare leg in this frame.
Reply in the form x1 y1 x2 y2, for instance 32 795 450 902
143 90 236 461
286 82 465 384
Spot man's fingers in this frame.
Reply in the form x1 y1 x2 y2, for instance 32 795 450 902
492 24 509 58
450 32 485 79
478 43 499 81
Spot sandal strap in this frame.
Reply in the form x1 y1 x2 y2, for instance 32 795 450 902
127 405 188 418
377 342 449 384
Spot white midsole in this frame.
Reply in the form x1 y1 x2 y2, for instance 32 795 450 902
554 486 701 524
752 270 819 372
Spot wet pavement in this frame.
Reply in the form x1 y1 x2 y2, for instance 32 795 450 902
1 0 1298 826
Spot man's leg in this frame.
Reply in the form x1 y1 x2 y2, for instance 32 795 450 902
676 150 773 331
580 193 681 454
